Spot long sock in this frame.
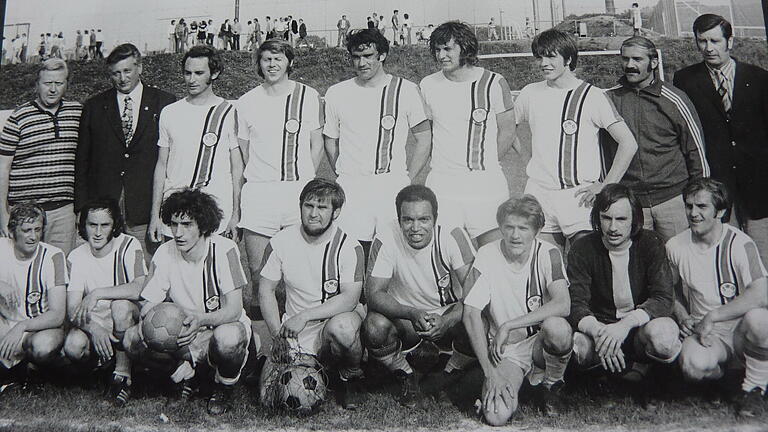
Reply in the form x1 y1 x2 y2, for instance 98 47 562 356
369 340 413 374
444 344 476 373
542 348 571 388
742 340 768 393
113 351 132 385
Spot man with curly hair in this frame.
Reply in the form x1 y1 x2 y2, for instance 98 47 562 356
124 189 255 415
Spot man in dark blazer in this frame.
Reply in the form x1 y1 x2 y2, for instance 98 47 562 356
673 14 768 268
75 43 176 257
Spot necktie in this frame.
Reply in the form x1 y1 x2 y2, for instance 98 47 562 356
717 70 731 114
122 95 133 144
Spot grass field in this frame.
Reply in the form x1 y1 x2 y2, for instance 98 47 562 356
2 37 768 431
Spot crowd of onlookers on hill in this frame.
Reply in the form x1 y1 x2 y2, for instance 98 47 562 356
3 29 106 64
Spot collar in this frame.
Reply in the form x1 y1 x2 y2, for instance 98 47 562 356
617 75 662 96
117 81 144 105
705 58 735 78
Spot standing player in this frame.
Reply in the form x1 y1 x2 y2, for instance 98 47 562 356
568 185 680 402
148 45 244 243
324 29 431 254
463 196 572 424
258 179 366 410
124 189 254 415
0 203 67 391
604 36 708 241
236 39 323 315
667 178 768 418
420 21 515 247
64 198 146 406
515 29 637 249
363 185 477 407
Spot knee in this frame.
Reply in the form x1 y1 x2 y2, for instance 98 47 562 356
483 398 517 426
63 330 90 362
679 340 718 381
122 325 143 356
642 318 682 361
361 312 396 348
111 300 137 328
741 308 768 342
325 312 362 349
28 330 64 364
540 317 573 354
212 324 247 357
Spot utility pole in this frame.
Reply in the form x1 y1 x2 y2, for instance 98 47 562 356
562 0 566 20
550 0 556 27
234 0 240 20
532 0 539 33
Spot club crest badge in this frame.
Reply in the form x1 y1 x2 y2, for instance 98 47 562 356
323 279 339 295
527 295 542 311
205 295 220 310
285 118 300 134
437 274 451 289
26 291 41 304
202 132 218 147
562 119 578 135
719 282 736 298
380 115 396 131
471 108 488 124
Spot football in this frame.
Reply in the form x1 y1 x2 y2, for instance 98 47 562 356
141 303 186 353
276 363 327 414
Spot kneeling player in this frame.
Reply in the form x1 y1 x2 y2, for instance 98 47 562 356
362 185 477 407
124 189 255 415
64 199 146 405
464 196 572 425
667 178 768 417
568 184 680 399
0 203 67 391
258 179 365 410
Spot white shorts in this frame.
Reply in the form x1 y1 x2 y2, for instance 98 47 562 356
490 332 537 376
285 304 366 356
239 180 306 236
524 180 593 237
188 314 253 374
426 170 509 238
0 319 29 368
336 173 410 241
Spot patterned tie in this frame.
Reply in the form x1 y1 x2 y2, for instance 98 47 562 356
717 70 731 114
121 95 133 144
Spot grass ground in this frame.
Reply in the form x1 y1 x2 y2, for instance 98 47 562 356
2 38 768 431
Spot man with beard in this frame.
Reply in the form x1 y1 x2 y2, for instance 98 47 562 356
258 179 366 410
603 36 708 242
363 185 476 407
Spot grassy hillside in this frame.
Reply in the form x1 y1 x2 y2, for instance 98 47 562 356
1 37 766 109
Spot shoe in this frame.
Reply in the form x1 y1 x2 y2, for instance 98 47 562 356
109 375 131 407
177 378 197 400
341 376 364 410
396 370 420 408
538 380 564 417
735 388 765 418
207 383 234 415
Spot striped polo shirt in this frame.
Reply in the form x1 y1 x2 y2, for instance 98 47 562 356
0 100 82 206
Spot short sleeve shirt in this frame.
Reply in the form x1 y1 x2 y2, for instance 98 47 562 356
323 75 427 177
261 225 364 319
0 239 68 322
464 239 567 340
369 220 475 311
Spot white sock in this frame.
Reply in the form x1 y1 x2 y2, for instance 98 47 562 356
743 353 768 393
444 348 476 373
543 349 571 388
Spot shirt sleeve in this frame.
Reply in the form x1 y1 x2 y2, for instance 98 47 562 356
0 111 21 156
226 107 241 151
141 249 171 303
304 87 323 131
566 240 595 328
340 240 365 284
127 238 148 280
462 265 490 310
418 78 433 121
445 227 476 270
322 89 340 139
542 245 568 292
259 240 283 282
157 109 171 148
635 233 674 320
670 87 709 179
48 250 68 287
66 254 84 292
735 236 768 288
369 237 395 279
590 89 624 129
404 82 428 127
217 241 248 294
513 86 529 124
491 75 515 114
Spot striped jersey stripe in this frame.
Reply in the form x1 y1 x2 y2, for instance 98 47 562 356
557 82 591 189
465 70 496 171
659 86 710 177
190 101 234 189
281 83 306 181
375 76 403 174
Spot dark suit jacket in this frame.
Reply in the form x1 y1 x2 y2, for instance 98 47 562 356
75 85 176 225
673 60 768 219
